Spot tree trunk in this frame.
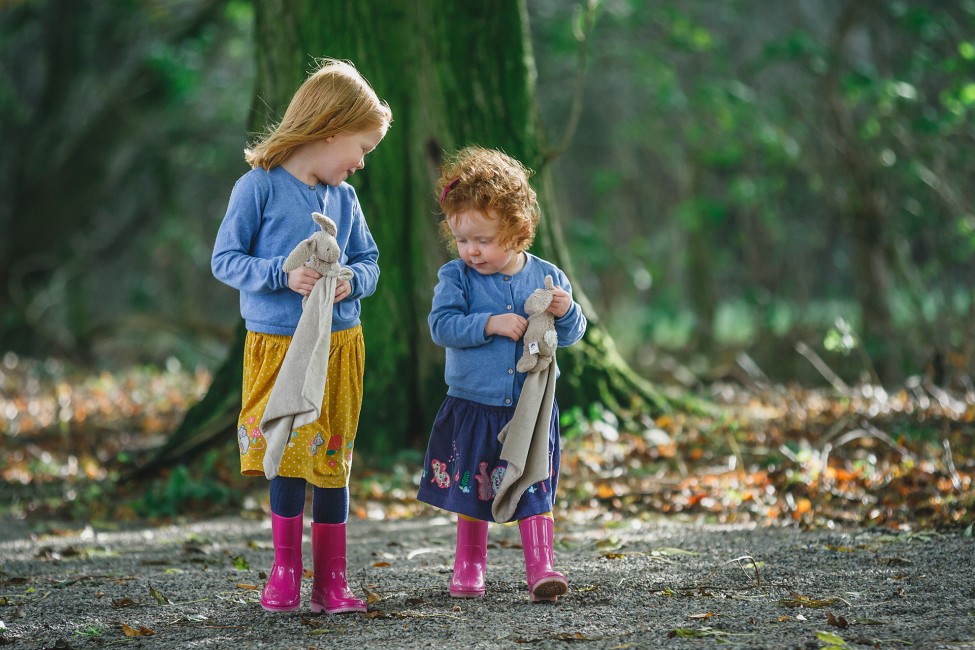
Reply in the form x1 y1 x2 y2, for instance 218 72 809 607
0 1 223 359
822 0 897 383
142 0 664 474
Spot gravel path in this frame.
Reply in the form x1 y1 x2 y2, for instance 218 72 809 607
1 514 974 649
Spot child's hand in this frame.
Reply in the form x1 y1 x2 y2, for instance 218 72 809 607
287 266 322 298
547 287 572 319
486 313 528 341
334 279 352 303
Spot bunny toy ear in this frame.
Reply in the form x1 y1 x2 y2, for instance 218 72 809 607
544 275 555 290
311 212 338 236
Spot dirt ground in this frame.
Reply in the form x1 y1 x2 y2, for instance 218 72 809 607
1 512 974 649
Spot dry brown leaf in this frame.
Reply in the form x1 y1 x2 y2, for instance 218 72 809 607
362 584 383 604
121 623 155 637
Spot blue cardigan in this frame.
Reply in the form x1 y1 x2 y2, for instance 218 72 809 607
429 255 587 407
211 166 380 335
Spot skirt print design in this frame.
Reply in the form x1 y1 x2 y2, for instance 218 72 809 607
237 326 365 488
416 396 560 522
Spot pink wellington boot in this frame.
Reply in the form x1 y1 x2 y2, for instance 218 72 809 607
309 522 367 614
519 515 568 603
449 518 488 598
260 512 304 612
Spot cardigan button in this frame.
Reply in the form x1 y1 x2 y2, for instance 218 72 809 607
508 368 514 374
504 398 511 404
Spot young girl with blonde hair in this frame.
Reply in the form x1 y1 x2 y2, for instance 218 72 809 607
212 59 391 614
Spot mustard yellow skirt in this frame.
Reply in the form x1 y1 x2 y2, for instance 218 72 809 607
236 325 364 488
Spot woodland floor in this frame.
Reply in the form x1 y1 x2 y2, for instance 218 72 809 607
1 355 975 648
1 513 975 649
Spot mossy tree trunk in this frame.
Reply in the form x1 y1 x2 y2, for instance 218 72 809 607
144 0 664 474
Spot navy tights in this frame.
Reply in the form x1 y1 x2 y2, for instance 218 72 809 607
269 476 349 523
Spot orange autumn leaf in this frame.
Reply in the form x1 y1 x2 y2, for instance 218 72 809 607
793 498 812 517
596 483 617 499
121 623 155 637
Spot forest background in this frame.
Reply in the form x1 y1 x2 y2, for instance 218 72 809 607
1 0 974 532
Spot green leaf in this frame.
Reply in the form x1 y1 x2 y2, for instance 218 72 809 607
148 582 170 605
651 547 700 557
960 83 975 106
815 629 848 647
669 626 725 639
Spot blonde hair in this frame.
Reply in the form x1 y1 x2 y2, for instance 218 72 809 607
245 58 393 170
436 146 540 253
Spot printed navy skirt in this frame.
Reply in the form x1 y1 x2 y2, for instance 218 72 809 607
416 396 561 522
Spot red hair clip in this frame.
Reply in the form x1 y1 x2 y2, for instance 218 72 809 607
439 178 459 204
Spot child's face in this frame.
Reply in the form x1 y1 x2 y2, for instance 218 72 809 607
447 209 521 276
315 125 386 187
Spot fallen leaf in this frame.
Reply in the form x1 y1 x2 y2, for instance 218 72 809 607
362 584 383 604
236 583 259 591
111 598 137 608
651 547 699 557
596 483 617 499
815 630 846 645
148 583 169 605
595 537 622 549
667 627 725 639
826 611 849 629
406 547 436 560
687 612 716 620
120 623 155 637
779 594 840 609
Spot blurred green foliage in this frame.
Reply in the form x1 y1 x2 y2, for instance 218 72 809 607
138 449 240 518
533 0 975 385
2 0 974 389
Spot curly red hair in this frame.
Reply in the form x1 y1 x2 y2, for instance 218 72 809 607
435 146 540 253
